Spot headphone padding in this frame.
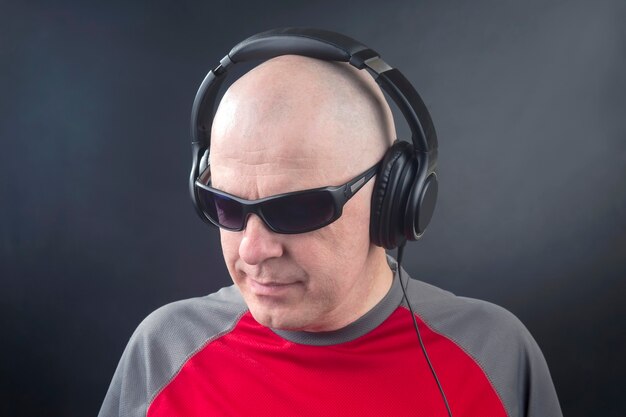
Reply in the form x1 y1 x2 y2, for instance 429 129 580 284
405 172 438 240
370 141 412 248
388 156 417 248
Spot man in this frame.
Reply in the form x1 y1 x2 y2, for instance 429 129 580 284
99 54 562 416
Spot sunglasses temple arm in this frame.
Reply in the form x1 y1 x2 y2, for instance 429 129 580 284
343 163 380 200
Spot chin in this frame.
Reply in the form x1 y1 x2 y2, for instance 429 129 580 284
248 304 308 330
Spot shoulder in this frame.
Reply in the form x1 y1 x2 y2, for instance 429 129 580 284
133 284 248 346
123 285 249 381
402 273 533 350
99 285 247 417
402 272 561 417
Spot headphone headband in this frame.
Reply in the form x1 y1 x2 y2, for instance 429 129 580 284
190 27 437 157
190 27 439 245
228 27 375 64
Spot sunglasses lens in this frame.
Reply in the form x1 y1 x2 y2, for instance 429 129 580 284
197 189 244 230
263 191 336 233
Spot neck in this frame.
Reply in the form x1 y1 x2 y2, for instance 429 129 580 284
307 246 394 332
362 246 394 313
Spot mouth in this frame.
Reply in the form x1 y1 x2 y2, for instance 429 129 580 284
248 278 301 297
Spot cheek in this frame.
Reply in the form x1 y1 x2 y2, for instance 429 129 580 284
219 231 241 272
326 184 373 251
293 189 373 282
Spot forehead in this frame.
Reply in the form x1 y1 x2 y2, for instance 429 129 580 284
207 56 387 199
208 99 377 200
209 137 351 201
209 104 354 198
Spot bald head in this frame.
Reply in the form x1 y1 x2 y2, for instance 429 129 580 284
211 55 397 331
209 55 396 193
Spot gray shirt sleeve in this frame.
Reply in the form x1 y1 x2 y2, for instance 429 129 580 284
98 286 247 417
402 268 563 417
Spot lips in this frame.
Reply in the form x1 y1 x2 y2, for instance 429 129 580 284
248 278 300 296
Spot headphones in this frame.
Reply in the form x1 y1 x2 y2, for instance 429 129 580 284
189 27 439 250
189 28 452 415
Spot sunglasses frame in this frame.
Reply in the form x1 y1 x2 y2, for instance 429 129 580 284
194 161 381 234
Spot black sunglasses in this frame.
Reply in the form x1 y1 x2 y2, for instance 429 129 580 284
194 161 381 234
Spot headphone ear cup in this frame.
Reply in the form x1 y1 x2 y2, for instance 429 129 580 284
191 148 215 226
405 172 438 240
370 141 414 249
385 155 416 249
387 155 417 245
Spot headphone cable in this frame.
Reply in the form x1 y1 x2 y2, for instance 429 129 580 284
397 244 453 417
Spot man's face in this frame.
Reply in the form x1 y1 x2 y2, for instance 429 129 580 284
212 140 378 332
209 55 394 331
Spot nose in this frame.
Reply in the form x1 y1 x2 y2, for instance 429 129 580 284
238 214 284 265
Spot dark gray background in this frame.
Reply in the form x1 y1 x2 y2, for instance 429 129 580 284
1 0 624 416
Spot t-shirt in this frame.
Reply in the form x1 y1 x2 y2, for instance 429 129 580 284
98 257 562 417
